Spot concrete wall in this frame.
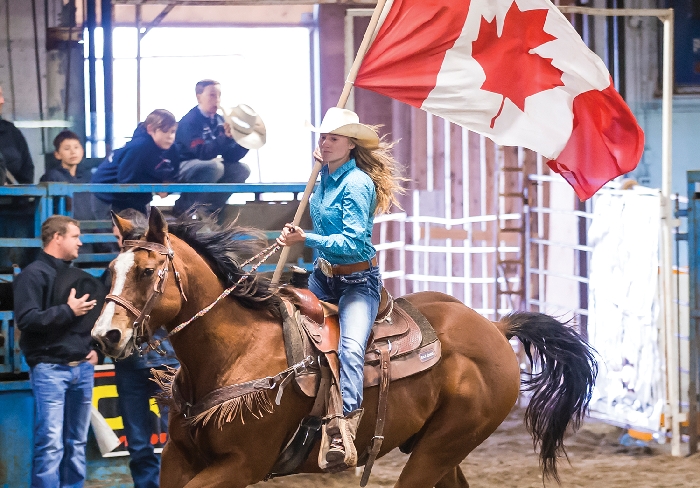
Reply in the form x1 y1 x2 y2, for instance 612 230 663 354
0 0 49 182
0 0 85 183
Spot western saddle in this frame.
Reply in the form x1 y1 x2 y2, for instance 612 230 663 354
267 286 442 485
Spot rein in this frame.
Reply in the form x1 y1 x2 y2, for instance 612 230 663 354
164 242 281 339
106 235 281 356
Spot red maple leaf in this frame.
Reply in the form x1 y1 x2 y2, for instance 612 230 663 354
472 2 564 128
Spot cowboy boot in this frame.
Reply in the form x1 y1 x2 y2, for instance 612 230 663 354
319 408 364 472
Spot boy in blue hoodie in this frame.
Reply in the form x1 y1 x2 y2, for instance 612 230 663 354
172 79 250 216
91 109 178 218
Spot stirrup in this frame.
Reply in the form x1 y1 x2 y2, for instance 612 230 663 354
318 409 363 472
326 435 346 464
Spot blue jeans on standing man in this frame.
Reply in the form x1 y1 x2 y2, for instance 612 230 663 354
308 264 381 415
29 361 94 488
114 364 170 488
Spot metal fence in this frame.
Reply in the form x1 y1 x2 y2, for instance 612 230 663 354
0 182 312 374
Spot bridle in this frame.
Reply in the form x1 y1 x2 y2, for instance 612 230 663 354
105 234 281 357
105 237 187 356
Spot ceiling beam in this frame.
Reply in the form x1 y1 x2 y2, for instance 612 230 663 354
113 1 377 5
140 4 175 36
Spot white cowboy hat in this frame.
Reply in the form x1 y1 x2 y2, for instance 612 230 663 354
227 104 266 150
309 107 379 148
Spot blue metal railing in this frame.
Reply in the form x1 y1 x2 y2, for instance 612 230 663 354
43 182 309 217
0 182 314 374
0 310 25 374
1 181 311 239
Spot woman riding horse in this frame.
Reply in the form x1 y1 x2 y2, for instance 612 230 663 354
277 107 405 469
92 201 596 487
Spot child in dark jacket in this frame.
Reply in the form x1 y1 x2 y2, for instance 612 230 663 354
40 130 92 220
91 109 178 217
41 130 89 184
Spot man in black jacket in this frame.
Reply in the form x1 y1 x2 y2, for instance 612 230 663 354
13 215 100 488
0 85 34 183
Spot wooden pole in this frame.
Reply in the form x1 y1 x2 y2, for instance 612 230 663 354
271 0 388 284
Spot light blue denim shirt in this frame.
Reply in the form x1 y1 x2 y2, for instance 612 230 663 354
305 158 377 265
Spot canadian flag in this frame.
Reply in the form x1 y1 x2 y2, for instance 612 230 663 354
355 0 644 200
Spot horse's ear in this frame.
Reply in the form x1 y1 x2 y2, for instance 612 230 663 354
111 210 134 237
146 207 168 244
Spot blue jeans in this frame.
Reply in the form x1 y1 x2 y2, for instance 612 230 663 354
173 159 251 215
114 365 170 488
309 265 381 415
29 361 94 488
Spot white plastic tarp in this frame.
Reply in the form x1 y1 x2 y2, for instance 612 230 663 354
587 189 664 431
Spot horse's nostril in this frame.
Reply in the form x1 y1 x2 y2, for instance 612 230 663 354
105 329 122 346
92 335 106 351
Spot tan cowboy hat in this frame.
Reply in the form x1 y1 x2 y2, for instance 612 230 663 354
309 107 379 148
227 104 266 150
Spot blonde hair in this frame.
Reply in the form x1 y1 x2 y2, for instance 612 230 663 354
351 129 407 215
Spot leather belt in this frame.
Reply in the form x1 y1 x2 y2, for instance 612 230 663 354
317 256 378 277
67 360 86 367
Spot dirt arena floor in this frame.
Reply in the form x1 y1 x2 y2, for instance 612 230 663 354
256 406 700 488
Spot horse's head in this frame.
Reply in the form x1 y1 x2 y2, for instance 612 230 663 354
92 207 187 359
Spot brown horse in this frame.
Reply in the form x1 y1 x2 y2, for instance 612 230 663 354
91 208 596 488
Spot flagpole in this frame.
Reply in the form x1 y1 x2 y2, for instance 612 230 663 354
272 0 388 285
660 9 679 456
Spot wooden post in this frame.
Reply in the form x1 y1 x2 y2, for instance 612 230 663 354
271 0 388 284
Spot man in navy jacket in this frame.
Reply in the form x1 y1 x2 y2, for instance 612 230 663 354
91 109 178 217
173 79 250 216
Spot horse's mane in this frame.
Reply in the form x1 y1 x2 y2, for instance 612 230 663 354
128 214 282 316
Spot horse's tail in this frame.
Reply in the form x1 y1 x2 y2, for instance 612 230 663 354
498 312 598 483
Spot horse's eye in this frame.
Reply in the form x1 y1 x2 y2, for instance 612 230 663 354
143 268 155 277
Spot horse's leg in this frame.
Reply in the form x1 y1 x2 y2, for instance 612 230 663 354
181 467 239 488
181 459 259 488
393 426 480 487
160 414 207 488
435 466 469 488
395 370 517 488
160 442 198 488
392 396 503 488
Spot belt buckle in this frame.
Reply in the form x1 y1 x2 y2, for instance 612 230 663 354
317 258 334 278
